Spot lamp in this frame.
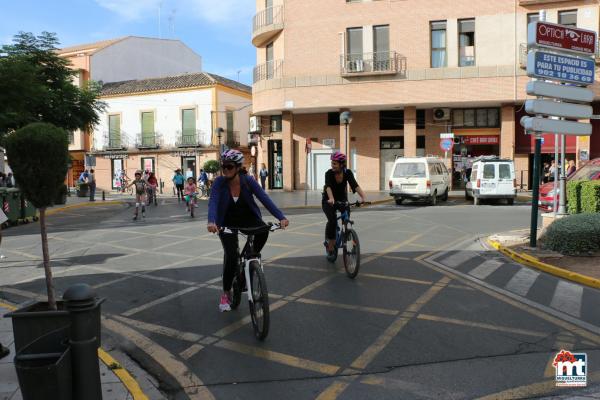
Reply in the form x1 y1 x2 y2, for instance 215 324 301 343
339 111 352 162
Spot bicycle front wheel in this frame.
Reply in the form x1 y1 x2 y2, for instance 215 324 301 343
343 229 361 279
248 261 270 340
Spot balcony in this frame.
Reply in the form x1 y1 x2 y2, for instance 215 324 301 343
176 130 211 148
135 132 161 149
103 132 129 151
252 5 284 47
224 131 240 148
340 52 406 77
253 60 283 83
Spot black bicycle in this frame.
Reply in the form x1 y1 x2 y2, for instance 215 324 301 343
324 201 368 279
222 223 282 340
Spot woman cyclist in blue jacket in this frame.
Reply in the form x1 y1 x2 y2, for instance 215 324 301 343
207 150 289 312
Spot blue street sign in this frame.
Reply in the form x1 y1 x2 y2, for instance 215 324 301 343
527 50 595 85
440 139 453 152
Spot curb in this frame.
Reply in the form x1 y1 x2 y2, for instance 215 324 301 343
487 239 600 290
0 299 149 400
46 200 125 216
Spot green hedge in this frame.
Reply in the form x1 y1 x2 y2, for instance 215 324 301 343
567 180 583 214
581 181 600 214
541 213 600 255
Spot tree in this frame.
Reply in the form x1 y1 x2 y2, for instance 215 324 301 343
203 159 220 175
0 32 105 137
5 123 70 310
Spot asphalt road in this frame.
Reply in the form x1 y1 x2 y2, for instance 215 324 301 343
1 197 599 400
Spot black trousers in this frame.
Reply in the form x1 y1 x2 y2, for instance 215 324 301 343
322 201 338 240
219 231 269 292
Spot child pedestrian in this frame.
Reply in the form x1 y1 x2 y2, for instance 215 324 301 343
128 170 148 220
184 177 198 212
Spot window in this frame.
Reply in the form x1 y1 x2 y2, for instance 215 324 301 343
266 42 274 79
394 163 426 178
270 115 282 132
226 110 234 144
328 112 340 126
380 136 403 149
380 110 404 130
429 164 438 175
141 111 154 146
458 19 475 66
483 164 495 179
430 21 447 68
373 25 390 71
452 108 500 128
417 135 426 149
499 164 512 179
108 114 121 147
68 131 75 145
559 10 577 27
527 13 539 26
417 110 426 129
347 27 363 67
181 109 196 141
265 0 273 24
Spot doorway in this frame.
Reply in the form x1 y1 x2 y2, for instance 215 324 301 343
268 140 283 189
380 137 404 190
312 150 334 191
181 157 197 180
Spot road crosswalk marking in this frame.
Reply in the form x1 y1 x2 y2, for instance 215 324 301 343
550 280 584 318
504 268 539 297
443 251 478 268
469 259 503 280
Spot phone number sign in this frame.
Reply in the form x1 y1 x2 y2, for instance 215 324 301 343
527 50 595 85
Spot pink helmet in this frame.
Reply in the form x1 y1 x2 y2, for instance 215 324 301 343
330 151 347 163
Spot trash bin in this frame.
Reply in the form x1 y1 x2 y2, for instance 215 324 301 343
20 193 38 222
15 327 72 400
4 188 22 225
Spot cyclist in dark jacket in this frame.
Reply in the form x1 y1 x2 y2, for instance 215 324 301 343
207 150 289 312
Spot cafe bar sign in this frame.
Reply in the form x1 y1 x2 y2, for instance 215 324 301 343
528 21 597 55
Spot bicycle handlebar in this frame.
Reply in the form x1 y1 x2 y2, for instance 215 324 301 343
220 222 282 234
335 201 372 208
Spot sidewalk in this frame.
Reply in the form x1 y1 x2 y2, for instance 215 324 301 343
0 304 145 400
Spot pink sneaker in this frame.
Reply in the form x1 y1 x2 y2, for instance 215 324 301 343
219 293 231 312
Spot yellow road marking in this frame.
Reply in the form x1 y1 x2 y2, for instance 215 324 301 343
291 275 337 297
97 348 149 400
122 287 200 317
417 314 548 338
46 200 124 216
544 332 575 377
315 381 351 400
112 315 202 342
179 344 204 360
296 298 399 316
213 300 289 338
361 273 433 286
215 339 341 375
362 226 438 265
103 317 215 400
0 301 17 311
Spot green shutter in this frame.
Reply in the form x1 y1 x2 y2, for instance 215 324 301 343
226 111 234 143
109 115 120 146
142 112 154 146
182 109 196 135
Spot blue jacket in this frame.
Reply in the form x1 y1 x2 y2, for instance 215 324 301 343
208 174 285 226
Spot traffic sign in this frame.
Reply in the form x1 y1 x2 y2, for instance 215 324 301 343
520 116 592 136
524 99 592 119
440 139 453 152
526 81 594 103
440 133 454 139
527 50 595 85
528 21 597 55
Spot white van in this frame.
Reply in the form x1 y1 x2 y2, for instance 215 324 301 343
465 157 516 205
388 157 450 205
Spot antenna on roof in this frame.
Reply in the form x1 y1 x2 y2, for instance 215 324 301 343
158 1 163 39
168 9 177 38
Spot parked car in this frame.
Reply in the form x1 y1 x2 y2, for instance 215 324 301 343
388 157 450 205
539 158 600 212
465 157 516 205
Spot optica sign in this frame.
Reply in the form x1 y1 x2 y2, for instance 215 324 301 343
528 21 597 55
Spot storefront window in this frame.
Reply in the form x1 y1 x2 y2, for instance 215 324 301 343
452 108 500 128
464 110 475 127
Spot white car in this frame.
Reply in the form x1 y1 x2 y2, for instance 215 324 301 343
388 157 450 205
465 157 516 205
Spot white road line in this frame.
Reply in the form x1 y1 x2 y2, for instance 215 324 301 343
550 281 584 318
442 251 479 268
122 286 200 317
468 259 503 280
504 268 540 297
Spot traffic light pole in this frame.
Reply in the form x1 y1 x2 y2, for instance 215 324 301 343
530 134 542 247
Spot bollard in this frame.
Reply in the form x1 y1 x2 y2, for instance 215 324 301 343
102 191 105 201
63 284 105 400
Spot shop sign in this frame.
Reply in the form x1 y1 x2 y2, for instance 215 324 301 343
527 50 595 85
322 139 335 148
463 136 500 145
440 133 454 139
103 152 128 159
528 21 597 55
172 150 199 157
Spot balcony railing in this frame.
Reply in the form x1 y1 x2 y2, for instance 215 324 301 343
103 131 129 151
252 5 284 47
175 130 211 148
135 132 161 149
224 131 240 148
340 52 406 77
253 60 283 83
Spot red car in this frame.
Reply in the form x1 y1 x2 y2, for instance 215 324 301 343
539 158 600 211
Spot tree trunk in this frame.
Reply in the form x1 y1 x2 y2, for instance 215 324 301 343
39 207 56 310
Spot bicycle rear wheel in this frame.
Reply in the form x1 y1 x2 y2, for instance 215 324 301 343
248 261 270 340
343 229 361 279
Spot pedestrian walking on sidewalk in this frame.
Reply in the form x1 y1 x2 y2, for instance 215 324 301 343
87 169 96 201
0 342 9 359
259 163 268 190
0 208 7 259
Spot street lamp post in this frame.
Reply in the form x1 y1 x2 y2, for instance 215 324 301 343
215 127 224 154
339 111 353 165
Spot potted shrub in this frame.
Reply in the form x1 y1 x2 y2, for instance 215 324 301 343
4 123 71 352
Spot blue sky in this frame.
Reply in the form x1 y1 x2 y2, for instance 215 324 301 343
0 0 256 84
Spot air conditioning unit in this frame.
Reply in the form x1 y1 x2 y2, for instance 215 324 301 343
433 108 451 121
249 116 261 133
347 59 364 73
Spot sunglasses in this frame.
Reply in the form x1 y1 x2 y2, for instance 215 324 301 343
221 164 236 171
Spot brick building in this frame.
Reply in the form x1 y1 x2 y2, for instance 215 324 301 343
249 0 600 191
